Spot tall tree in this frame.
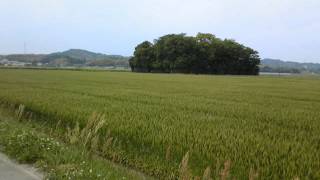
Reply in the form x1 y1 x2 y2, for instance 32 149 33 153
129 41 154 72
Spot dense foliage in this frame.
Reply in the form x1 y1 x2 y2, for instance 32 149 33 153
0 69 320 179
130 33 260 75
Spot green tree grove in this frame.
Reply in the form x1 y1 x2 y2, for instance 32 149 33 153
130 33 260 75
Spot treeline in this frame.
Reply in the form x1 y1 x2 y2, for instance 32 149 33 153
129 33 260 75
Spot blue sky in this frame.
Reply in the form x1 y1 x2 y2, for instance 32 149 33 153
0 0 319 63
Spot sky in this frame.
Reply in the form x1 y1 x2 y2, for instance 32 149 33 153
0 0 319 63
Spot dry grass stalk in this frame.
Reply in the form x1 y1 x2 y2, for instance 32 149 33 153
81 112 105 148
166 145 171 161
67 122 80 144
203 166 212 180
179 151 191 180
55 119 62 130
220 160 231 180
16 104 25 121
66 112 106 150
90 135 100 152
112 152 118 162
102 136 113 155
25 111 33 121
105 136 114 147
249 168 259 180
194 176 201 180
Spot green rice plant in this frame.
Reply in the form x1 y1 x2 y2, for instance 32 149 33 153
0 69 319 179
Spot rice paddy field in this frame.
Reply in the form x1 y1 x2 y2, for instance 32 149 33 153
0 68 320 179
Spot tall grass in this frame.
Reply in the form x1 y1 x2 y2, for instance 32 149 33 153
66 112 106 151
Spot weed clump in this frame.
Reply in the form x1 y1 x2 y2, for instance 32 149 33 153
66 112 106 152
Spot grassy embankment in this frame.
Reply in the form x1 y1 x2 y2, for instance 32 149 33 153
0 69 319 179
0 106 151 179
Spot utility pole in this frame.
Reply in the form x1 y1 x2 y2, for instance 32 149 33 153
24 42 27 55
278 63 281 76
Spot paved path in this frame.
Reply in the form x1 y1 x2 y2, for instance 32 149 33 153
0 152 43 180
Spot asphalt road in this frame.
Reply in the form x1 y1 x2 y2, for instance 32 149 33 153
0 152 43 180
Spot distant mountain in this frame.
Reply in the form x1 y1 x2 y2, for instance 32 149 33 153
50 49 129 62
0 49 130 67
3 52 319 73
261 58 320 73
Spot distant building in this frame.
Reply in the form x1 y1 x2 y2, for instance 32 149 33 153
0 59 31 67
0 59 9 64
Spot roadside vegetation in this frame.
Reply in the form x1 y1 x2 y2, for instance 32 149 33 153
0 69 319 179
0 106 150 180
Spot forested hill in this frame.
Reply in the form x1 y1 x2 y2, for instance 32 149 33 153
261 58 320 73
49 49 128 62
0 49 130 67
